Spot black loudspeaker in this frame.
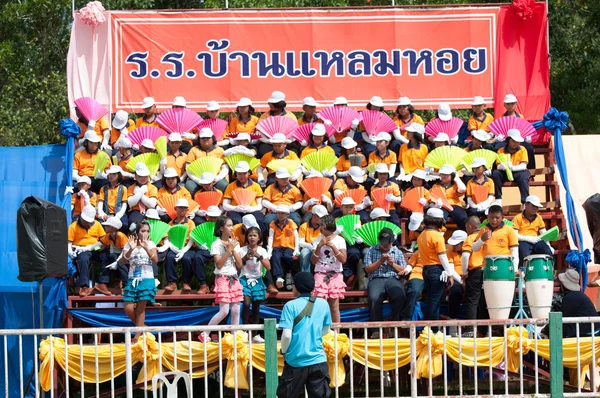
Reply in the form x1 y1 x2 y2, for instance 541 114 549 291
17 196 68 282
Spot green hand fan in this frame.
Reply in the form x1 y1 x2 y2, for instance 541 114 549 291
497 153 514 181
266 159 300 175
187 157 224 177
148 219 171 245
480 218 514 228
168 224 189 250
126 153 161 176
336 215 360 245
461 149 498 171
93 150 110 177
367 163 377 175
539 225 559 241
301 152 338 173
355 221 402 247
424 146 467 170
190 222 219 248
155 136 167 159
225 153 260 171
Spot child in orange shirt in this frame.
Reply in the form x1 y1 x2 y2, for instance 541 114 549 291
267 205 300 290
96 217 128 295
72 176 97 222
467 96 494 134
465 157 495 217
390 96 421 153
446 230 468 325
432 164 467 231
460 216 487 334
513 195 553 263
491 129 531 206
136 97 160 128
398 124 428 186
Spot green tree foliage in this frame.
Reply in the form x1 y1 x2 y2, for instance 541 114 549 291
0 0 597 146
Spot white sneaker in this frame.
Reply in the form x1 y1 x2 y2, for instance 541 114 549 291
276 278 284 289
252 335 265 344
285 272 294 290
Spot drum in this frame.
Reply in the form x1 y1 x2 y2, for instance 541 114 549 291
524 254 554 319
483 255 515 320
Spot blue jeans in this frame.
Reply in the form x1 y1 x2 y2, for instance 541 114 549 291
491 169 530 203
299 247 312 273
401 278 424 321
265 211 302 227
367 277 406 321
344 245 361 278
271 247 295 280
422 265 445 321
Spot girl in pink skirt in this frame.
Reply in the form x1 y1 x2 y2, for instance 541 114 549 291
199 215 243 342
310 215 347 323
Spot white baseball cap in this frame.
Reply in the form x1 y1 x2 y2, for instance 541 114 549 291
302 97 318 107
206 206 222 217
275 168 291 179
373 132 392 142
235 161 250 173
270 133 288 144
268 91 285 103
447 230 468 245
233 133 251 143
333 97 348 106
426 208 445 219
172 96 187 107
370 208 390 220
141 139 155 150
145 208 160 220
198 172 214 185
405 123 425 136
437 103 452 121
242 214 259 229
112 110 129 130
504 94 518 104
206 101 220 111
341 137 357 149
275 205 290 214
77 176 92 185
470 157 487 169
397 97 411 106
472 129 490 142
168 132 183 142
439 164 456 175
472 96 485 106
348 166 364 183
312 205 328 218
84 130 101 143
175 198 189 208
115 136 132 149
199 128 214 138
525 195 543 208
408 212 424 231
107 165 123 175
433 132 450 143
135 163 150 177
237 97 252 107
369 96 384 108
163 168 178 178
507 128 524 143
80 205 97 223
412 169 427 180
102 216 123 230
141 97 155 109
341 197 356 206
375 163 390 174
311 124 327 137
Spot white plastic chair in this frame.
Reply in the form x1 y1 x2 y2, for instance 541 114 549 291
152 371 191 398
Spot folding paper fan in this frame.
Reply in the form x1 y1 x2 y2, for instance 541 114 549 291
539 225 559 241
488 116 537 142
232 189 257 206
367 163 377 175
461 149 498 171
157 108 203 134
299 177 333 201
400 187 425 213
424 117 465 141
187 157 224 178
497 153 514 181
127 126 168 147
168 224 189 250
355 221 402 247
371 187 394 213
360 110 397 137
157 196 180 220
74 97 109 122
349 154 365 168
148 219 171 245
334 189 367 207
256 116 299 138
317 106 360 133
335 214 360 245
194 191 223 211
190 222 219 248
424 146 467 170
291 123 316 144
93 150 110 177
430 185 453 212
225 153 260 171
228 132 262 141
266 159 301 175
187 200 199 215
480 218 513 228
301 152 339 173
125 153 161 176
154 136 167 159
197 118 228 140
471 184 491 204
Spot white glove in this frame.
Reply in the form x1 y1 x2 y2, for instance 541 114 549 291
196 209 207 217
527 236 541 244
170 243 180 254
351 118 360 130
355 236 363 244
324 119 333 126
418 198 428 206
497 163 506 171
160 157 167 166
87 120 96 130
354 223 361 231
132 144 140 151
95 171 107 179
175 249 187 262
300 140 308 147
525 136 532 143
78 190 89 199
484 170 492 176
182 132 196 140
158 244 170 253
363 197 373 207
101 143 112 152
120 127 129 137
495 134 505 142
258 175 266 187
139 185 148 194
434 198 443 208
385 194 396 202
322 169 332 177
237 205 251 213
507 162 514 171
105 261 118 270
440 271 449 283
321 194 332 204
306 198 319 206
68 250 78 259
292 250 300 257
451 135 459 144
267 248 273 258
156 207 167 216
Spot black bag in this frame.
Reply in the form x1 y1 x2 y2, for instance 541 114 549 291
16 196 68 282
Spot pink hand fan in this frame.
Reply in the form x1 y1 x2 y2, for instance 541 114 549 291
197 118 228 140
488 116 537 142
127 126 169 146
317 106 360 133
256 116 299 139
424 117 464 141
73 97 109 122
292 123 317 144
228 132 262 140
157 108 203 134
360 110 397 137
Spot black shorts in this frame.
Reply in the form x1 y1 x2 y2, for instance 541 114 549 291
277 361 331 398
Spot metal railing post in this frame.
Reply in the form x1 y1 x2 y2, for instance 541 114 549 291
549 312 564 397
264 318 278 398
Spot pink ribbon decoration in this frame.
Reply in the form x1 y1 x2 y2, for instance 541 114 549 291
511 0 536 20
79 1 106 28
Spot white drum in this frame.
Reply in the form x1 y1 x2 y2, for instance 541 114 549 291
483 255 515 320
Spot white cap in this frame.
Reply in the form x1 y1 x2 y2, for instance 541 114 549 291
275 168 291 179
198 172 214 185
439 164 456 175
333 96 348 105
312 204 328 218
437 103 452 121
311 124 327 137
135 163 150 177
84 130 101 143
206 101 220 111
470 157 487 169
112 110 129 130
268 91 285 103
504 94 518 104
341 197 356 206
348 166 364 183
235 161 250 173
507 128 524 143
270 133 288 144
525 195 543 208
115 136 132 149
237 97 252 107
370 208 390 219
145 208 160 220
433 132 450 143
141 138 155 150
375 163 390 174
426 208 445 219
141 97 155 109
80 205 96 223
369 96 384 108
102 216 123 230
77 176 92 185
397 97 411 106
408 212 424 231
472 96 485 106
472 129 490 142
302 97 318 107
373 132 392 142
242 214 259 229
448 230 468 245
163 167 178 178
206 206 222 217
168 132 183 142
233 133 251 143
412 169 427 180
175 198 189 208
305 170 323 179
275 205 291 214
341 137 357 149
199 128 214 138
173 96 186 107
107 165 123 175
405 123 425 136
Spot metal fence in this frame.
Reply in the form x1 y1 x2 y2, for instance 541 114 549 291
3 314 600 397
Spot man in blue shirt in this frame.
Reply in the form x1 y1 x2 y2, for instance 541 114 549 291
278 272 332 398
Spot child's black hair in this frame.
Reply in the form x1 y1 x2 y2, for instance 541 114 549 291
244 226 262 245
214 215 232 237
321 215 337 232
488 205 504 216
423 215 445 230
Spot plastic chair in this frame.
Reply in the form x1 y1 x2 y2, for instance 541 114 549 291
152 371 191 398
